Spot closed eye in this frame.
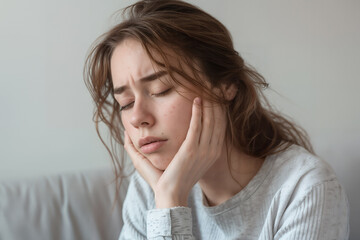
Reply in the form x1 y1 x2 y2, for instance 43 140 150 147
119 88 173 112
151 87 173 97
119 101 134 111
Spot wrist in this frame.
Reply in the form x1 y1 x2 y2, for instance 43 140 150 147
154 190 188 208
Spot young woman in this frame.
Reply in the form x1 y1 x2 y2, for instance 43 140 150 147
84 0 349 239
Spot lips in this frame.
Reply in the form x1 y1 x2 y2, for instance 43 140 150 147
138 136 167 154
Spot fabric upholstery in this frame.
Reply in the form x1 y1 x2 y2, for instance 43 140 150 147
0 169 129 240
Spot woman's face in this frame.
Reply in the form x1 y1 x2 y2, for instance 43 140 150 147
111 39 197 170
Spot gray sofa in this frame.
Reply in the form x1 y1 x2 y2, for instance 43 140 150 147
0 169 130 240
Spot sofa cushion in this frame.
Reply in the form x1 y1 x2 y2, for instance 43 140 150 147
0 168 129 240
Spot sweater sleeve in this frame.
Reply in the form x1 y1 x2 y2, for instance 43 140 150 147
274 180 350 240
147 207 195 240
119 173 196 240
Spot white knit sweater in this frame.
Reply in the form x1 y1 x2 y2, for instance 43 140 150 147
119 145 349 240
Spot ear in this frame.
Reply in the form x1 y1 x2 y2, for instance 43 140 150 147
221 83 238 101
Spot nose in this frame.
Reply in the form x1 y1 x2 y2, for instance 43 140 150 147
129 98 155 128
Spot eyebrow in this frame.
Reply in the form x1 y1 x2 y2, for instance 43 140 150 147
113 70 168 95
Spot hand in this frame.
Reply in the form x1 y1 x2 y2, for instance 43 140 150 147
124 97 227 208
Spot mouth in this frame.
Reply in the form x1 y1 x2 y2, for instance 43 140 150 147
138 137 167 154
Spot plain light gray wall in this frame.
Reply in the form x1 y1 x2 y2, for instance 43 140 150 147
0 0 359 238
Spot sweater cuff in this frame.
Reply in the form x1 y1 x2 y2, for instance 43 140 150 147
147 207 192 238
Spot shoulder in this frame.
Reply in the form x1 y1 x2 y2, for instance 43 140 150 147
261 145 350 239
267 145 338 193
260 144 349 215
263 145 349 223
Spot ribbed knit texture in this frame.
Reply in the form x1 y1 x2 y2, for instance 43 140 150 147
118 145 349 240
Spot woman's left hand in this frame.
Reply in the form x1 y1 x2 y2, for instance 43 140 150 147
124 97 227 208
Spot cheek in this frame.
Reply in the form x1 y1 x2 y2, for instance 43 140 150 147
164 99 193 136
120 114 129 130
163 103 177 118
120 114 135 139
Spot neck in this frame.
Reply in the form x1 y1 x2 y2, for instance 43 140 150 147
198 145 264 206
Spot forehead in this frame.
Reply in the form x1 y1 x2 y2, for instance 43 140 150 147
110 39 155 85
110 38 205 94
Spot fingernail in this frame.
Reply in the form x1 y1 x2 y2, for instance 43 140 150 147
194 97 201 105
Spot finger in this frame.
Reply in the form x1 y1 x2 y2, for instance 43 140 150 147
209 103 227 147
183 97 202 146
124 131 161 187
124 131 151 171
199 98 214 146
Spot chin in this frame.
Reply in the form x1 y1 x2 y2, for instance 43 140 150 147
148 155 172 171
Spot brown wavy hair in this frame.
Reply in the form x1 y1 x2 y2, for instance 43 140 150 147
84 0 313 198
